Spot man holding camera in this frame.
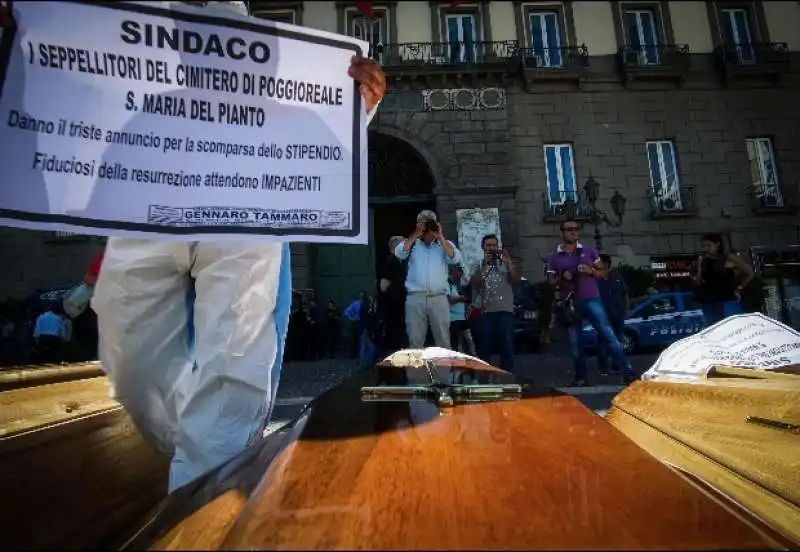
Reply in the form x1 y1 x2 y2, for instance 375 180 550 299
394 210 462 349
471 234 520 371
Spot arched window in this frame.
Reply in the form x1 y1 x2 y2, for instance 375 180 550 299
368 132 435 199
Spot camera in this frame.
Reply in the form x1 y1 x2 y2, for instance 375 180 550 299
489 250 502 266
425 220 439 232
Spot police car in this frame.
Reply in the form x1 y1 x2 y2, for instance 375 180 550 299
580 291 739 354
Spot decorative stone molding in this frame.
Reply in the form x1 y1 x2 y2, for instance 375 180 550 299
423 87 507 111
379 87 507 112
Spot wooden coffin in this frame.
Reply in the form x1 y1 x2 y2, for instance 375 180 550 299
0 363 169 550
119 355 796 550
607 373 800 546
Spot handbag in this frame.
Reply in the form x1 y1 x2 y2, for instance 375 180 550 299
467 306 482 322
63 283 94 319
553 291 580 328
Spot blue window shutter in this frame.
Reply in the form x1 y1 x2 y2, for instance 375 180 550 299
661 143 676 188
733 10 755 62
732 10 749 44
721 10 737 49
545 147 561 204
462 15 475 62
647 143 662 190
640 11 657 46
624 12 639 47
759 140 776 185
531 14 544 54
447 16 459 42
559 146 575 199
545 13 562 66
447 16 460 63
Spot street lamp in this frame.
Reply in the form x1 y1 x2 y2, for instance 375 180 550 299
584 176 600 204
582 177 626 252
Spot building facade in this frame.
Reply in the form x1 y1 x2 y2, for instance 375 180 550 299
1 1 799 308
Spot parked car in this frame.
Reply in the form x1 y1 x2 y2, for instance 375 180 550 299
580 291 740 354
512 278 541 352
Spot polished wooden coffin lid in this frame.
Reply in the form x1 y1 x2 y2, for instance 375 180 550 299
121 355 795 551
608 372 800 545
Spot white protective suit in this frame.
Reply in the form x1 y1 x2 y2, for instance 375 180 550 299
92 1 379 492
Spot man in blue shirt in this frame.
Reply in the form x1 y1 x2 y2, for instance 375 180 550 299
596 254 630 375
33 305 65 362
395 210 462 348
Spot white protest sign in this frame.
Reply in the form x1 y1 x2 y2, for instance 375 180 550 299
456 207 501 280
641 313 800 382
0 1 368 243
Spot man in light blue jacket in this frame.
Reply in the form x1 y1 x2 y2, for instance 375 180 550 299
394 210 462 349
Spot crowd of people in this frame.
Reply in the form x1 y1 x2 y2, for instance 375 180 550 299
350 209 523 372
546 222 756 387
284 293 381 362
281 209 526 370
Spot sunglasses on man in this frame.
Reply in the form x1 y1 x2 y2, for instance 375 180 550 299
562 226 580 232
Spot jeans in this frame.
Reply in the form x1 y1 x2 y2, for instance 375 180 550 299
701 301 742 327
568 298 632 382
596 315 625 372
358 330 378 367
474 311 515 372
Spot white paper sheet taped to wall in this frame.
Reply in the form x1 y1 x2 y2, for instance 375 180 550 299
641 313 800 382
456 208 501 282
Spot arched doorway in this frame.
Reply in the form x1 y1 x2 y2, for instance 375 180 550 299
368 131 437 272
311 132 436 310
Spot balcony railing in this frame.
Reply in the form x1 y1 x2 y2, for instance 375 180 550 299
748 183 798 214
647 185 698 218
541 190 593 222
715 42 790 77
376 41 518 68
516 45 589 71
617 44 690 80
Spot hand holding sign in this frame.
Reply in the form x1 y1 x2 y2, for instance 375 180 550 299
348 54 386 114
0 1 373 243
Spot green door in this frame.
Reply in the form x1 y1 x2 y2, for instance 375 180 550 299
312 208 375 311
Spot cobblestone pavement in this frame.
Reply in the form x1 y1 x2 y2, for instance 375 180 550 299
267 343 661 434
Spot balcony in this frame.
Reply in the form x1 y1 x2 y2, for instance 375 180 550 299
541 190 593 223
376 41 518 85
714 42 790 82
517 45 590 88
647 186 698 218
748 183 798 215
617 44 690 84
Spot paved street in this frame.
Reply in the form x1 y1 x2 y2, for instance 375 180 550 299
266 343 661 434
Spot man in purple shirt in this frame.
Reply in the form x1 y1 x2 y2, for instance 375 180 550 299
546 219 635 386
